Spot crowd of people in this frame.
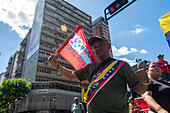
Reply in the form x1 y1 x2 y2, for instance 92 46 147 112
129 55 170 113
48 36 170 113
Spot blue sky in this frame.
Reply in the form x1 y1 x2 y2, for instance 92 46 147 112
0 0 170 73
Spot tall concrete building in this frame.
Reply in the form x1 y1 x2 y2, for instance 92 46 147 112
13 0 92 112
14 29 32 79
24 0 92 83
5 51 19 79
92 16 110 41
5 55 13 79
92 16 112 56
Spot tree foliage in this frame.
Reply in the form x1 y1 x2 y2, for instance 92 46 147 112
0 78 32 112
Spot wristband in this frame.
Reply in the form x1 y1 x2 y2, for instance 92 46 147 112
142 79 150 85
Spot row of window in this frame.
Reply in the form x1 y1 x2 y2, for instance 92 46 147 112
42 26 68 40
47 0 91 22
44 3 92 34
38 50 66 61
38 55 66 65
54 0 90 20
38 58 48 64
44 12 77 36
36 77 54 82
42 20 91 40
43 19 72 35
45 14 81 35
32 82 81 93
39 50 51 56
42 34 54 42
44 13 75 32
48 1 90 25
40 41 58 51
37 67 60 75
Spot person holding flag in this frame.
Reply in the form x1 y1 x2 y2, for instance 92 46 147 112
48 36 149 113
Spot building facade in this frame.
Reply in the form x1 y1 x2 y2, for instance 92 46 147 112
92 16 110 41
24 0 92 83
14 29 32 79
0 72 5 85
5 51 19 79
92 16 112 56
12 0 92 112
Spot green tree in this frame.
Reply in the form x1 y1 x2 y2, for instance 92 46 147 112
0 78 32 112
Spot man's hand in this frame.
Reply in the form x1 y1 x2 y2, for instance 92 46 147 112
48 54 58 68
164 64 168 66
136 69 149 83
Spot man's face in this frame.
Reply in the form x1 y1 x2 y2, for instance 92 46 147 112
158 56 164 60
129 99 134 104
74 99 79 104
92 40 110 61
147 62 161 80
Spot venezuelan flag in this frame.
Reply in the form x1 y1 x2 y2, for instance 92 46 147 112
159 12 170 47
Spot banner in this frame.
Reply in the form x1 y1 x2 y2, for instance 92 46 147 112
56 25 96 70
27 0 45 59
159 12 170 47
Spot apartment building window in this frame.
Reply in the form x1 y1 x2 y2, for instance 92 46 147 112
40 41 58 51
35 77 53 82
54 0 90 20
40 42 53 49
37 67 62 76
42 34 56 43
45 2 56 10
43 27 54 34
45 3 91 28
39 50 51 56
44 7 91 37
37 67 51 74
44 14 76 33
47 1 90 25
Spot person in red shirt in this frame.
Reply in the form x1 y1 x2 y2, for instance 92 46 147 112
156 54 170 81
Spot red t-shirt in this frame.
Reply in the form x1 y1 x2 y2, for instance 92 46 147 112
156 60 170 74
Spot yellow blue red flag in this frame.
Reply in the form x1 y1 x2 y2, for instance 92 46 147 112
159 12 170 47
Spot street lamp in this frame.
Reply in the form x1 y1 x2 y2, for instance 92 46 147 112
53 96 56 113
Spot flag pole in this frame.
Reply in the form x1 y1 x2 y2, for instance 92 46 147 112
54 50 58 56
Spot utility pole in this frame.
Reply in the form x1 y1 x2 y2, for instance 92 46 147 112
49 99 52 113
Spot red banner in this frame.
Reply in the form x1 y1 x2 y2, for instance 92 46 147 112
57 25 96 70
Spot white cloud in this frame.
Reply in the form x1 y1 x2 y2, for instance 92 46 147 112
140 49 148 54
112 45 148 56
112 45 148 66
0 0 38 38
130 25 148 35
130 48 138 52
119 58 136 66
112 46 138 56
131 28 144 34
